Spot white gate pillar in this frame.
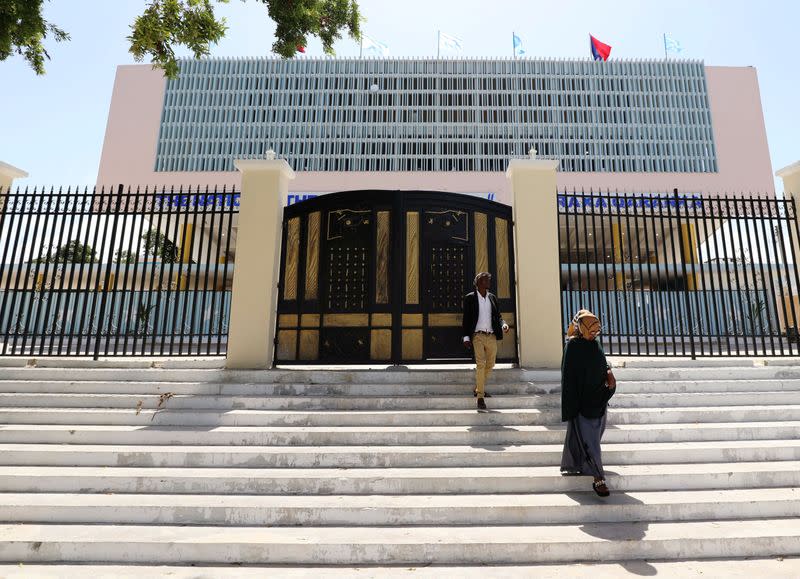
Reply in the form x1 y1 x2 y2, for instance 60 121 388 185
506 154 562 368
777 161 800 334
0 161 28 214
226 158 295 369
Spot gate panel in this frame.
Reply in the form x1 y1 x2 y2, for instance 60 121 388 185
559 189 800 357
421 208 471 360
0 186 237 357
275 190 517 364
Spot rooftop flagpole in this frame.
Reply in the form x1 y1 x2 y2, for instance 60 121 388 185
437 30 440 58
512 31 515 59
360 34 363 58
663 33 668 59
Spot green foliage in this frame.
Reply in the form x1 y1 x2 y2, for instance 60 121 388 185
135 302 156 334
0 0 69 75
129 0 229 79
266 0 361 58
37 240 98 264
142 228 179 263
114 249 139 264
746 297 766 335
2 0 361 79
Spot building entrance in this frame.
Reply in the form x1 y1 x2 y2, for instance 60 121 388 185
274 190 517 364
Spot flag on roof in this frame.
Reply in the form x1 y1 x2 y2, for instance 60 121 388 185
439 31 463 53
664 34 683 55
513 33 526 58
590 35 611 61
362 34 389 57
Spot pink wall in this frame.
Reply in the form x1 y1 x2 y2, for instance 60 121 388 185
706 66 774 193
98 66 166 188
96 64 775 201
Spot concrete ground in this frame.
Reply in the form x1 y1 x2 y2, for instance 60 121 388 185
1 558 798 578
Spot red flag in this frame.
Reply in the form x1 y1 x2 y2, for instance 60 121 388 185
590 35 612 61
296 45 306 53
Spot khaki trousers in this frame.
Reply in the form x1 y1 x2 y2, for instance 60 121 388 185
472 332 497 397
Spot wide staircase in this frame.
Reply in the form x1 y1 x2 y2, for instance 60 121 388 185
0 359 799 575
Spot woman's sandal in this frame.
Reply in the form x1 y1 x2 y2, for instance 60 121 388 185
592 479 610 497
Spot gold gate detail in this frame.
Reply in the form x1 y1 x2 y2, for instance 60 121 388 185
275 191 517 364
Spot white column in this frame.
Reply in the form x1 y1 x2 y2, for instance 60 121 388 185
0 161 27 217
0 161 27 192
506 155 562 368
776 161 800 334
777 161 800 200
226 158 295 369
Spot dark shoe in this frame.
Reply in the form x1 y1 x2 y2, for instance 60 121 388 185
477 397 487 410
592 479 610 497
473 391 492 397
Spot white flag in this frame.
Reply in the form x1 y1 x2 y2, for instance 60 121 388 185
664 34 683 54
439 31 463 53
362 34 389 57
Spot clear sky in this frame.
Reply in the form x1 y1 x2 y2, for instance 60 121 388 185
1 0 797 191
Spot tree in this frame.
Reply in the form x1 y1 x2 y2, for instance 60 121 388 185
1 0 361 78
114 249 139 264
36 240 98 263
0 0 69 75
142 228 179 263
135 302 156 335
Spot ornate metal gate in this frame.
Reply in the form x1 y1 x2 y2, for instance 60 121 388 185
275 190 517 364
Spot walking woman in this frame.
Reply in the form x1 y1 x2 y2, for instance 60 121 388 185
560 309 617 497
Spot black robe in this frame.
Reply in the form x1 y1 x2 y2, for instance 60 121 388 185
561 337 615 422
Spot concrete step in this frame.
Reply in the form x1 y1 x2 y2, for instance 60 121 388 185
2 519 799 564
0 356 785 368
0 380 557 396
2 391 800 410
0 393 557 410
3 440 799 468
2 361 798 571
3 405 800 426
613 366 800 381
2 421 799 446
617 357 800 368
3 365 800 385
2 488 798 526
4 378 800 396
618 378 800 393
613 358 773 368
3 355 794 368
0 357 226 369
3 462 798 495
2 559 799 579
0 367 548 385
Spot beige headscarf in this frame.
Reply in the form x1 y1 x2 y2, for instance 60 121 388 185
567 309 601 341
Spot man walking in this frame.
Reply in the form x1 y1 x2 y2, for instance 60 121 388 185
462 272 509 410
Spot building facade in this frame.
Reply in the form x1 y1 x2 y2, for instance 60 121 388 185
97 57 775 202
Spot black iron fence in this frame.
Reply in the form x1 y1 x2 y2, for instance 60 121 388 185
0 186 238 357
559 189 800 357
6 184 797 359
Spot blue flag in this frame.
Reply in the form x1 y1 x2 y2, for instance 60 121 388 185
513 33 526 58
